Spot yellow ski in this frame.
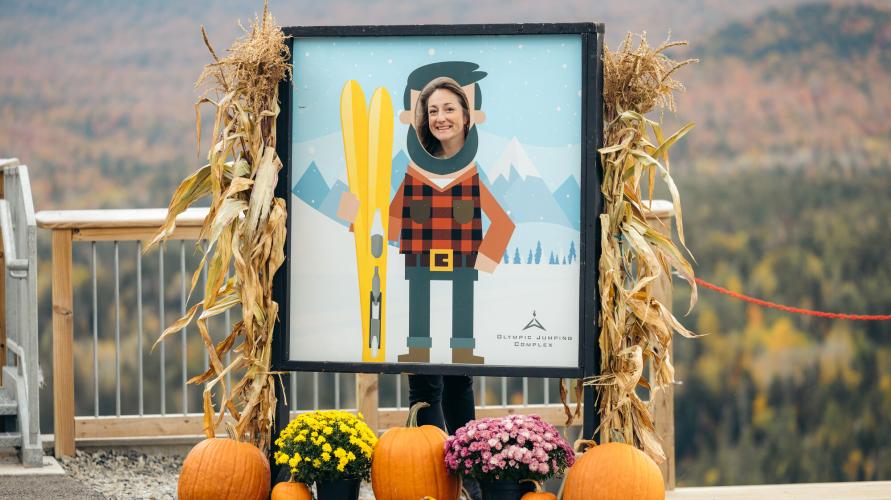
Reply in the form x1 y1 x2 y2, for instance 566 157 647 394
340 81 393 362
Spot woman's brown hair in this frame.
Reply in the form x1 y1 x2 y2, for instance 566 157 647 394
414 77 470 157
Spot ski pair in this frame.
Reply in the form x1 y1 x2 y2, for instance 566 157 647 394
340 81 393 362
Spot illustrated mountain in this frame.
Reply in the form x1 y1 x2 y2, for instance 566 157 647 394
488 137 542 182
554 176 581 230
292 161 329 209
319 179 350 227
293 140 582 232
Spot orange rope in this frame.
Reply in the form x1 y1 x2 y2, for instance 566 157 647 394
694 277 891 321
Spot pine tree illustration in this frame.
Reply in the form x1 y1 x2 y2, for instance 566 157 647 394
513 247 521 264
568 241 577 264
503 250 509 264
535 241 542 264
527 249 533 264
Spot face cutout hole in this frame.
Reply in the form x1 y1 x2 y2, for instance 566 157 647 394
413 77 472 159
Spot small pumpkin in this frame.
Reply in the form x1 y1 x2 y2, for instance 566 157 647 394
520 479 557 500
178 437 271 500
271 479 312 500
371 402 459 500
562 441 664 500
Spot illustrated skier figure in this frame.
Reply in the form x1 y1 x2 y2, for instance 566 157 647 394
390 62 515 364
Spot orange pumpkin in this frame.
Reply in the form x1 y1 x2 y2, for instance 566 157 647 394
271 480 312 500
178 437 270 500
520 479 557 500
372 402 459 500
562 441 664 500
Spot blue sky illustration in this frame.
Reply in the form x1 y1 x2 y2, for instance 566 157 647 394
291 34 583 148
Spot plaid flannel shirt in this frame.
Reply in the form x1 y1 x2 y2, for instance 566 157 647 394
389 164 514 265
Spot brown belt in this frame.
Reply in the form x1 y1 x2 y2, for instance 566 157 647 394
404 250 477 271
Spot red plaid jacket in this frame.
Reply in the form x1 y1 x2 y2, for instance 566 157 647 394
389 164 514 265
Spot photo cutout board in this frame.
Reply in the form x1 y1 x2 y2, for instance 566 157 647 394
274 24 603 377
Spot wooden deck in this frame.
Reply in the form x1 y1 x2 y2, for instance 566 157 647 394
667 481 891 500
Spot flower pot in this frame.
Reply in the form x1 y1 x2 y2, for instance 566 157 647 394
316 477 361 500
478 478 535 500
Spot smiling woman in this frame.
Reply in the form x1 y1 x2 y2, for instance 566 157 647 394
415 77 471 158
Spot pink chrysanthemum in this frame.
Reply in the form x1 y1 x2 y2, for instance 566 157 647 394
444 415 574 482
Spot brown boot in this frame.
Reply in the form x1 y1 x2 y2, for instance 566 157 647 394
452 348 485 364
397 347 430 363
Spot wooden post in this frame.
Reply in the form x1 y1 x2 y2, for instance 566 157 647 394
51 229 75 457
647 203 676 490
355 373 379 433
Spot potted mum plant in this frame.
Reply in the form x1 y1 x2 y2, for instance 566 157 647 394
444 415 574 500
274 410 378 500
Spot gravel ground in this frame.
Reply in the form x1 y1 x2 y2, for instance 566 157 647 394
58 449 377 499
60 450 183 499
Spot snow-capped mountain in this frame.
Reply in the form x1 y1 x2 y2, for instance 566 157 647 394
293 141 583 232
485 137 541 181
502 168 571 227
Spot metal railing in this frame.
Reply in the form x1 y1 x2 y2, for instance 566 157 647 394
34 202 676 486
36 208 589 441
0 159 42 466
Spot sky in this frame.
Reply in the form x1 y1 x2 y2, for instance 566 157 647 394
291 33 583 148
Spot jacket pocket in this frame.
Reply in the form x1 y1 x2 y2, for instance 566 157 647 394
452 199 475 224
409 199 432 224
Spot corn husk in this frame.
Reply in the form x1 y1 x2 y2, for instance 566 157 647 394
147 1 290 453
574 33 699 463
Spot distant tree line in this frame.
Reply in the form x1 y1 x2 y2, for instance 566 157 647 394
502 241 577 265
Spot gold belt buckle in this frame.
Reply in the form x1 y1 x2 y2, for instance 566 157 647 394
429 249 454 272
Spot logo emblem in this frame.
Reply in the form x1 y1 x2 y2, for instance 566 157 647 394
522 310 546 331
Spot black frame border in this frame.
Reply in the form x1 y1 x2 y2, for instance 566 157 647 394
271 23 603 382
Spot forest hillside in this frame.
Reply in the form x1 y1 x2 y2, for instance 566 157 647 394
2 0 890 486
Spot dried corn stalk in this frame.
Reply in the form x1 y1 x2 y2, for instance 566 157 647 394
146 2 290 453
586 33 699 462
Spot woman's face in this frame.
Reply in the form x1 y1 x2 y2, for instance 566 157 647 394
426 88 468 147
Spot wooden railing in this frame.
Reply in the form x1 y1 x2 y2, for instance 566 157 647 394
38 208 206 457
36 204 676 486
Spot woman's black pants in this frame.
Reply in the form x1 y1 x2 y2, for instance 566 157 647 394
408 374 475 434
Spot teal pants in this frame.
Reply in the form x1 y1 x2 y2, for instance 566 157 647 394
405 266 478 349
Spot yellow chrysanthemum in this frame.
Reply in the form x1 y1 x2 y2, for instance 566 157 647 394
275 410 377 482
